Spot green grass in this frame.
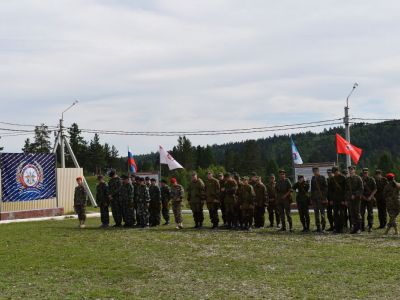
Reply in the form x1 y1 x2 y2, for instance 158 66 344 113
1 214 400 299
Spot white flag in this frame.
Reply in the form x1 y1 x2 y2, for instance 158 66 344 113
291 137 303 165
159 146 184 170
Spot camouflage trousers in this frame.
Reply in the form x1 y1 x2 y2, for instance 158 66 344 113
297 200 310 230
254 206 266 228
172 201 183 224
149 202 161 226
206 202 220 226
220 199 226 225
278 201 292 230
387 208 400 228
349 198 362 229
224 202 237 227
376 196 387 228
313 199 326 230
241 208 254 227
327 203 334 229
137 203 149 227
267 202 280 227
99 204 110 225
111 197 123 226
161 200 170 223
360 200 374 229
122 201 135 227
190 202 204 224
74 205 86 222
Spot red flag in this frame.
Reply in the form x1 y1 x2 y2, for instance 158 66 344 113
336 133 363 164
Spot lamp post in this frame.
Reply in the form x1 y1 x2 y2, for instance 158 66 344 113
60 100 78 168
344 83 358 168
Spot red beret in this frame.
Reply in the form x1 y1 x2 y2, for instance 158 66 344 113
386 173 395 180
170 178 177 184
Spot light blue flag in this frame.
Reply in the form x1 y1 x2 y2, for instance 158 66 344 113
291 137 303 165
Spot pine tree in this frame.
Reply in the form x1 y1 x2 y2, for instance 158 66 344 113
67 123 87 167
87 134 106 174
172 136 194 170
378 151 395 174
22 138 34 153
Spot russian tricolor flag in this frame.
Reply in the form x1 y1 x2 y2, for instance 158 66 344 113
128 148 138 174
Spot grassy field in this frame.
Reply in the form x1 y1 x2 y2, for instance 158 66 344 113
1 214 400 300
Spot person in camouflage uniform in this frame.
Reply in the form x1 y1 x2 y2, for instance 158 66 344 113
345 166 364 234
267 174 280 228
293 175 310 232
361 168 377 232
120 175 135 227
149 178 161 227
170 178 184 229
276 170 293 232
160 179 171 225
331 167 346 233
375 170 388 229
96 175 110 228
326 169 335 231
136 177 150 228
253 176 268 228
383 173 400 235
74 177 87 228
311 167 328 233
223 173 238 229
341 169 350 228
188 171 206 229
234 173 244 229
108 170 123 227
217 173 227 226
205 171 221 229
238 177 256 230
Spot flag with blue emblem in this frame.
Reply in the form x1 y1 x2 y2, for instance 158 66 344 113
291 137 303 165
128 148 138 174
0 153 56 201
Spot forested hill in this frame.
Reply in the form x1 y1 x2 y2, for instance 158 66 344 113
135 120 400 178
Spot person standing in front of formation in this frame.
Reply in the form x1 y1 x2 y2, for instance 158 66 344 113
136 177 151 228
361 168 377 232
120 175 135 227
160 179 171 225
276 170 293 232
96 175 110 228
311 167 328 233
267 174 280 228
293 175 310 232
224 173 238 229
383 173 400 235
238 176 256 230
331 167 346 234
326 169 335 231
108 170 123 227
149 178 161 227
253 175 268 228
188 171 206 229
170 178 184 230
205 171 221 229
345 166 364 234
74 177 87 229
375 170 389 229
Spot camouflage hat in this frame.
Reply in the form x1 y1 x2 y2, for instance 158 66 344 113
121 174 129 180
362 168 369 173
348 166 356 170
224 173 231 178
242 176 250 181
342 169 349 174
278 169 286 174
375 169 382 175
191 171 197 176
217 172 223 177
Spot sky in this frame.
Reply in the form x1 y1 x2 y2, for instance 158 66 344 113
0 0 399 155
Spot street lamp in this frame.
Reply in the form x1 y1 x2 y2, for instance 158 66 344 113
60 100 79 168
344 83 358 168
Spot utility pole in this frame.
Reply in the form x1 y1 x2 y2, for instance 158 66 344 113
344 83 358 168
59 100 78 167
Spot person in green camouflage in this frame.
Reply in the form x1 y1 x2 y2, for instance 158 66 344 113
311 167 328 233
234 173 244 229
160 179 171 225
205 171 221 229
120 175 135 227
293 175 310 232
108 170 123 227
217 173 227 226
188 171 206 229
383 173 400 235
253 175 268 228
223 173 238 229
74 177 87 228
361 168 377 232
170 178 184 229
96 175 110 228
326 169 335 231
345 166 364 234
276 170 293 232
149 178 161 227
342 169 350 229
238 176 256 230
375 170 388 229
331 167 346 233
136 177 150 228
267 174 280 228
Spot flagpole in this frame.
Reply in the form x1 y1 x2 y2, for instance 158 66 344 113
127 146 130 177
159 147 162 186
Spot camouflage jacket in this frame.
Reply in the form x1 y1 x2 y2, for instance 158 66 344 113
224 179 238 204
362 176 377 199
205 177 220 203
74 186 87 206
108 177 122 200
238 184 256 209
384 181 400 212
136 185 150 204
330 174 346 203
96 182 109 206
311 175 328 201
345 175 364 199
149 185 161 204
171 184 184 202
120 182 134 205
160 185 171 203
254 182 268 207
267 181 277 203
375 176 388 201
293 181 310 203
188 179 206 203
276 178 292 203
